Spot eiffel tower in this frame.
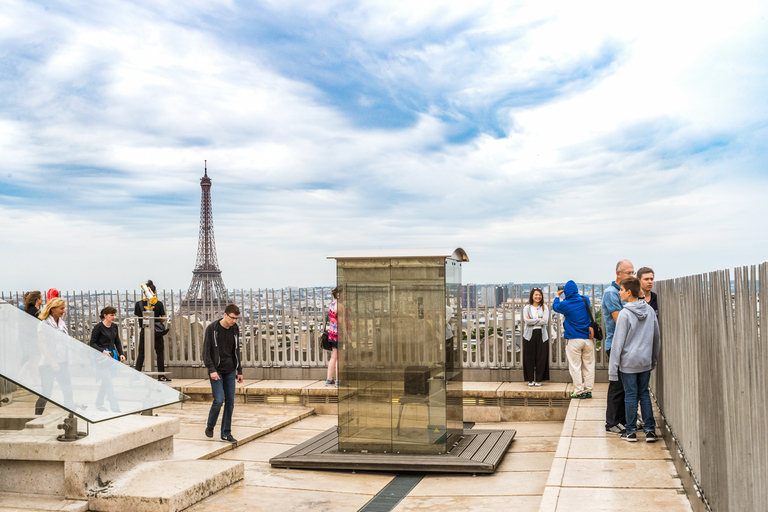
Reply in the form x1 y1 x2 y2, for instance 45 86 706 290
183 161 228 313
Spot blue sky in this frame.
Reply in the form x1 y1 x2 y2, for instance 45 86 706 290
1 0 767 292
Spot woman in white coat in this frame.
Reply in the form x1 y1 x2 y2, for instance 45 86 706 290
523 288 550 386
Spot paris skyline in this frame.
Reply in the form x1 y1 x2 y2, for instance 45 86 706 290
1 1 767 291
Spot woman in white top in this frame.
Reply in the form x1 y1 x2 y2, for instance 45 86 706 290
35 297 75 415
523 288 550 386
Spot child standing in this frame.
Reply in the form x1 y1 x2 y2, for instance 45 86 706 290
608 277 661 442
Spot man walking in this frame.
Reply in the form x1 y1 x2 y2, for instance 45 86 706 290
203 304 243 443
553 280 594 398
608 277 661 442
602 259 634 434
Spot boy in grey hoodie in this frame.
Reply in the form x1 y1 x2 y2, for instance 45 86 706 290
608 277 661 442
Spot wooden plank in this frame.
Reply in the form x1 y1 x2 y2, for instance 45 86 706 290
270 428 515 474
482 430 516 466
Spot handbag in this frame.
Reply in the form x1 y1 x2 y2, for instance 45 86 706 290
154 318 169 336
320 331 332 351
581 296 603 341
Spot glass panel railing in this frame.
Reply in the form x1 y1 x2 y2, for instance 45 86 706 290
0 302 185 423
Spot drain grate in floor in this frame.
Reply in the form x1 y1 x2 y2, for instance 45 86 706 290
358 473 425 512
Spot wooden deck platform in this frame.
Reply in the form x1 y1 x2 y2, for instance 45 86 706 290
269 427 516 474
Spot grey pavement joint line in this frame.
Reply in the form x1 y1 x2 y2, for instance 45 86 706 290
357 474 426 512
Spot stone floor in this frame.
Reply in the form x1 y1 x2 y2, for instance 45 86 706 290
539 383 693 512
0 382 695 512
176 412 559 512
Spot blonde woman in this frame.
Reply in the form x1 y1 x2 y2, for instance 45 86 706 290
523 288 550 386
35 297 75 415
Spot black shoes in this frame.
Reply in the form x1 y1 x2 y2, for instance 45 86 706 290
621 432 637 442
645 431 657 443
221 434 237 443
205 426 214 438
158 376 172 382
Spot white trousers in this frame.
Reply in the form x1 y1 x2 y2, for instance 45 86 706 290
565 338 595 394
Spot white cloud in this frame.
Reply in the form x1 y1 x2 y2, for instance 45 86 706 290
1 0 767 292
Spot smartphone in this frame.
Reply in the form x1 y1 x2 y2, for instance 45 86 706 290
557 285 564 291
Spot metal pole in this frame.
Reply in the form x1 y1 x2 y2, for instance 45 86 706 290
143 309 155 373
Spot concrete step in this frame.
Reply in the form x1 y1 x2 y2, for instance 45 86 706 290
87 459 244 512
0 492 87 511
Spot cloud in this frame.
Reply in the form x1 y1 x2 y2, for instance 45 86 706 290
1 0 767 291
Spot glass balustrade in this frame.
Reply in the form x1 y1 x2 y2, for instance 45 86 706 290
0 303 186 423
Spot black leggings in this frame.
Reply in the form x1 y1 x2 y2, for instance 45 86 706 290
523 329 550 382
134 334 165 373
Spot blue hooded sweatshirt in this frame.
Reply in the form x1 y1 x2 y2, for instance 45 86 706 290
552 280 591 339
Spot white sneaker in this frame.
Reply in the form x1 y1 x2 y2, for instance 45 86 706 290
528 382 534 386
534 382 542 386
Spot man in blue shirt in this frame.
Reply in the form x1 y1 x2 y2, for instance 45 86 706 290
553 280 594 398
602 259 634 434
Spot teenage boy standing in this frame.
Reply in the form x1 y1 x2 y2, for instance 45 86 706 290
203 304 243 443
608 277 661 443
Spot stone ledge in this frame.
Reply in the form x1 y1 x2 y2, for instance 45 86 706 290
87 459 244 512
2 415 179 462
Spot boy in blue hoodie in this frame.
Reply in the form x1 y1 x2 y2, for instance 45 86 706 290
553 280 594 398
608 277 661 443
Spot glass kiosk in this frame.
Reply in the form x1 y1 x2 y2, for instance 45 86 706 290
328 248 467 455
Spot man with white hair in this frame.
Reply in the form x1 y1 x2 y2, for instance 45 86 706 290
602 259 634 434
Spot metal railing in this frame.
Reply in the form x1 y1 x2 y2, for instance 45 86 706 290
652 261 766 512
2 285 608 371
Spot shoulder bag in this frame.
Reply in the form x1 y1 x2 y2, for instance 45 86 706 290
581 296 603 341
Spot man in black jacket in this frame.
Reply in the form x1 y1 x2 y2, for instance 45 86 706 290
203 304 243 443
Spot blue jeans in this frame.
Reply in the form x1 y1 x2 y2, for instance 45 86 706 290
207 371 236 437
619 370 656 434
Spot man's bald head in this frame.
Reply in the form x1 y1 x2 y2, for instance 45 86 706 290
615 259 634 284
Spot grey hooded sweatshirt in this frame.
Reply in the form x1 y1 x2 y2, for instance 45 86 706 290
608 300 661 381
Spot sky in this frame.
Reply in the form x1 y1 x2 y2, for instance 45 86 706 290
1 0 767 293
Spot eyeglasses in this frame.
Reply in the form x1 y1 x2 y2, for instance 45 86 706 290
226 314 239 321
620 270 636 276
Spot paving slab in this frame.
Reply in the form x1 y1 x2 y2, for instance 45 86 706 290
0 492 87 512
255 427 324 445
243 461 395 493
461 381 503 396
409 470 549 497
566 437 671 460
499 421 565 437
285 414 338 431
574 407 608 421
496 451 556 472
217 441 298 463
243 380 318 393
507 436 561 453
562 459 683 489
498 382 569 398
175 423 269 442
392 495 542 512
553 487 692 511
184 483 374 512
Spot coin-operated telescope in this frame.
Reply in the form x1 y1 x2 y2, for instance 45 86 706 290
140 283 158 310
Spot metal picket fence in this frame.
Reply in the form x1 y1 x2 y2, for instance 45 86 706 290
2 284 608 371
652 261 766 512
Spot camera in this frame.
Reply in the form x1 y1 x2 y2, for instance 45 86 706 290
557 285 564 291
